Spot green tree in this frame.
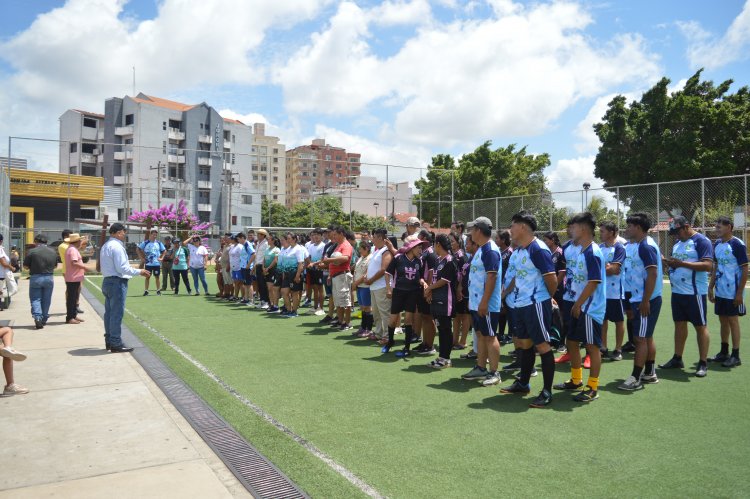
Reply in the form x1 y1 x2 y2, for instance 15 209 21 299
261 196 392 232
593 69 750 221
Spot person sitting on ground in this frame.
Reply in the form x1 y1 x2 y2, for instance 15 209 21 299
1 325 29 396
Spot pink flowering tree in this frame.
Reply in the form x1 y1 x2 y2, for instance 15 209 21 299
128 199 212 242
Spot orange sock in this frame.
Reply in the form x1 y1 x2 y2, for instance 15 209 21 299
572 367 583 385
588 377 599 391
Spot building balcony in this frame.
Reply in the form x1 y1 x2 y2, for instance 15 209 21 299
197 203 212 212
168 154 186 164
197 156 211 166
113 176 126 185
97 130 104 141
197 180 212 189
113 151 133 160
115 126 134 136
168 128 185 140
224 140 231 149
80 153 95 164
97 155 103 164
82 127 98 140
198 134 211 144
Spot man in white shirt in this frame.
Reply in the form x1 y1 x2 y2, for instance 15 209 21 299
100 223 150 352
254 229 270 308
364 228 393 341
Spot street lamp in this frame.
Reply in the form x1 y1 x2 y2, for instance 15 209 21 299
343 175 358 229
583 182 591 211
373 202 379 220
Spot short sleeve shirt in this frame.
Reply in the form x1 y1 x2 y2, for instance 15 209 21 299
386 253 422 291
188 244 208 269
139 240 165 267
329 241 353 275
64 245 85 282
670 232 713 295
713 237 749 300
431 254 458 317
627 236 663 303
600 241 626 300
570 242 607 324
468 240 502 312
509 238 555 308
562 241 581 302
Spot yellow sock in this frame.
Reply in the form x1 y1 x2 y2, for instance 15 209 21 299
588 377 599 391
572 367 583 385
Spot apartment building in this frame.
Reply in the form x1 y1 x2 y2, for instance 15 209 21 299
59 109 105 177
285 139 361 207
250 123 286 206
327 176 416 219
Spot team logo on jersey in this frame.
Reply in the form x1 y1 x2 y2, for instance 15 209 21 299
405 267 417 280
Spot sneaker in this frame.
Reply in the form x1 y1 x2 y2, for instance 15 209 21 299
499 380 531 394
143 291 149 296
583 355 591 369
266 306 278 313
600 349 610 360
381 340 395 354
658 357 685 369
480 371 502 386
395 349 411 358
2 383 29 396
722 356 742 368
709 351 729 363
414 344 437 355
0 346 27 362
358 330 371 338
695 363 708 377
529 390 552 408
553 379 583 391
314 308 326 316
555 352 571 364
641 373 659 384
283 312 298 318
502 359 521 371
194 292 200 296
339 323 353 331
394 327 403 335
408 335 422 345
573 387 599 402
429 358 452 369
302 299 312 308
460 351 478 360
34 319 44 330
557 344 568 354
320 315 333 323
279 310 290 317
260 303 270 310
621 341 636 353
617 376 644 391
156 290 161 296
461 366 488 380
499 335 513 346
610 350 623 361
246 302 257 308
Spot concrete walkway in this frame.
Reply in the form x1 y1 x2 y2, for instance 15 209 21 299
0 276 252 498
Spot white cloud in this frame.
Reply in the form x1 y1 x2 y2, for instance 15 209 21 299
369 0 432 26
277 0 661 148
678 0 750 69
546 155 619 210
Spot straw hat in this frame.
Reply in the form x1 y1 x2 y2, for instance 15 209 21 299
64 233 82 243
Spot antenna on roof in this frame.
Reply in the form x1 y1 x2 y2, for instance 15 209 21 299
132 66 136 96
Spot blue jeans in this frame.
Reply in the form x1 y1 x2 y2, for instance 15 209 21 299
102 276 128 347
29 274 54 322
190 267 208 293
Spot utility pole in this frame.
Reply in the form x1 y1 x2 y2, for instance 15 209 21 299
149 161 163 207
224 169 239 232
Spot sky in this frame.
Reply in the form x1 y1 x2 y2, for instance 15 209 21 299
1 0 749 207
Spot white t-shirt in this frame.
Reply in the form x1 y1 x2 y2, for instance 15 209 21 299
306 241 325 262
367 246 387 290
188 244 208 269
254 238 268 265
229 244 243 271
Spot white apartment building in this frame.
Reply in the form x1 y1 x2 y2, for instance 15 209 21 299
327 176 416 219
250 123 286 206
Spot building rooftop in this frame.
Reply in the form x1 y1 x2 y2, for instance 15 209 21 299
132 93 196 111
71 109 105 119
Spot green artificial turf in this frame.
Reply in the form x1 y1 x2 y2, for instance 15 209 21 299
86 277 750 499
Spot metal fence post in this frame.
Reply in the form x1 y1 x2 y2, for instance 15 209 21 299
745 174 748 244
701 178 705 231
616 187 621 230
495 197 499 229
451 171 455 224
656 182 660 248
472 199 476 220
419 168 422 221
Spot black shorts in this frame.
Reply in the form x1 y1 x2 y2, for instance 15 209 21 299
145 265 161 277
568 313 602 348
671 293 707 326
715 296 747 317
282 270 303 291
514 300 553 345
241 268 254 286
605 298 625 323
308 267 325 285
454 298 468 315
471 310 501 337
391 288 417 314
417 293 432 315
560 300 574 334
273 269 284 287
623 292 632 311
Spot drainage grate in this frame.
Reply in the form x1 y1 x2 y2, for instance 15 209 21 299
82 286 308 499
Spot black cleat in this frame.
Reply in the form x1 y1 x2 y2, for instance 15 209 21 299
499 380 531 394
722 356 741 368
502 359 522 371
622 342 636 353
658 357 684 369
529 389 552 408
694 363 708 377
553 379 583 391
709 352 729 363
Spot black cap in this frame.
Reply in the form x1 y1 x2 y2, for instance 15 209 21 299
668 216 688 235
110 222 126 234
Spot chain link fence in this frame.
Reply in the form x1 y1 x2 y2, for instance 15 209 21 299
0 169 9 245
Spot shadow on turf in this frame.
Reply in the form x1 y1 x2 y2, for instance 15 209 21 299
468 392 578 413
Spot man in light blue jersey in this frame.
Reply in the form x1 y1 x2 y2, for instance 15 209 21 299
599 221 626 361
660 216 714 377
708 216 748 368
618 213 663 391
553 212 606 402
499 211 558 408
621 236 639 353
555 220 579 364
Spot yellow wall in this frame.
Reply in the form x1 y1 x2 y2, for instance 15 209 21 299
8 168 104 202
9 207 34 245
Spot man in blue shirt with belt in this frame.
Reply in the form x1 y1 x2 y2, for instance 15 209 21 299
659 216 714 377
100 223 150 352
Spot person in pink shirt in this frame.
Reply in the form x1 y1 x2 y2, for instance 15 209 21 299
64 234 87 324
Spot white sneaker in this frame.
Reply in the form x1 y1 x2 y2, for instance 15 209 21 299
3 383 29 396
314 308 326 316
246 302 256 308
395 327 403 335
260 302 269 310
617 376 644 391
0 346 27 362
480 371 502 386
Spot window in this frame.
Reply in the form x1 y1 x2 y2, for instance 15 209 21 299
162 141 167 154
273 167 278 173
241 216 253 226
162 188 176 199
198 190 210 201
272 148 278 154
302 171 308 177
273 176 278 182
169 119 180 129
232 153 235 165
302 162 308 168
125 114 134 125
69 142 78 153
261 176 266 182
253 175 258 181
252 165 258 171
273 195 278 200
312 172 317 177
125 138 133 145
241 195 253 205
336 163 342 169
336 155 342 160
82 143 96 154
200 123 203 130
83 117 97 128
232 134 235 143
162 121 167 131
273 157 278 163
199 166 210 177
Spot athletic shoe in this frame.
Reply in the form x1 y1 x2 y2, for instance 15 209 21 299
408 335 422 345
460 351 478 360
709 351 729 363
600 349 610 360
499 335 513 346
695 364 708 377
583 355 591 369
461 366 488 380
502 359 521 371
246 302 257 308
314 308 326 316
266 306 279 313
156 290 161 296
395 349 411 358
429 358 452 369
320 315 333 323
194 292 200 296
722 356 742 368
284 311 299 318
414 344 437 355
381 341 395 354
0 346 27 362
573 387 598 402
174 290 179 295
260 302 269 310
621 341 636 353
555 352 571 364
339 323 353 331
76 307 84 314
529 389 552 408
553 379 583 391
279 310 290 317
2 383 29 396
617 376 643 391
143 291 149 296
394 327 403 335
499 380 531 394
610 350 623 361
658 357 685 369
480 371 501 387
358 330 371 338
641 373 659 384
557 344 568 354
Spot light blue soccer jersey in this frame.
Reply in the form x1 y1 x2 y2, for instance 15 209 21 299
504 250 519 310
562 241 581 302
669 233 712 295
239 241 255 268
600 241 625 300
713 237 749 300
138 240 165 266
627 236 663 303
622 241 638 293
510 238 555 308
468 240 502 312
570 242 607 324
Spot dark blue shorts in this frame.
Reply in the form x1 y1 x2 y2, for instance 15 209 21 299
455 298 468 315
231 270 243 281
715 296 747 317
146 264 161 277
672 293 707 326
632 296 662 338
623 292 632 311
514 300 553 345
241 268 254 286
505 306 518 335
605 298 625 323
560 300 574 334
470 310 501 337
357 287 371 307
568 313 602 348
